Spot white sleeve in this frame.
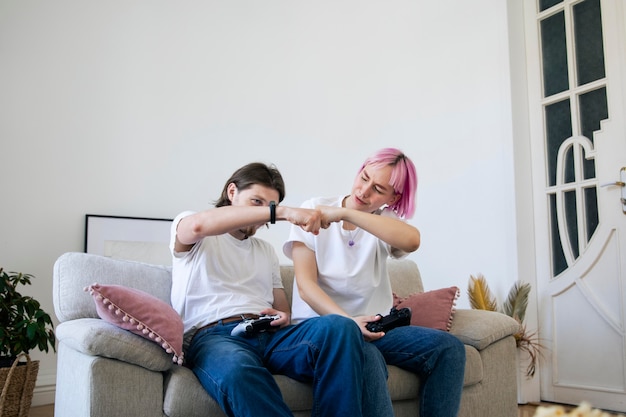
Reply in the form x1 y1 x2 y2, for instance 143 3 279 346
169 210 196 258
282 199 316 260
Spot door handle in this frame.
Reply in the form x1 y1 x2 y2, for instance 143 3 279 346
601 167 626 214
600 181 625 187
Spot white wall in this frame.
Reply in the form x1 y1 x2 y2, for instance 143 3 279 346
0 0 520 404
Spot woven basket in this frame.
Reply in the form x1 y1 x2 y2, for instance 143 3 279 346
0 353 39 417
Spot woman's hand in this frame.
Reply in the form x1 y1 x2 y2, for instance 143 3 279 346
316 205 345 228
281 207 325 234
353 315 386 341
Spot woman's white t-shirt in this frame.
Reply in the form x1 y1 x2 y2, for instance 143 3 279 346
283 196 406 323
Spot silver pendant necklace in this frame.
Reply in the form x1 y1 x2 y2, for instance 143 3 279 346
347 227 360 247
342 197 360 247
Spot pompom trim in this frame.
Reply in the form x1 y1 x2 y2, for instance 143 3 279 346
447 287 460 332
85 283 184 365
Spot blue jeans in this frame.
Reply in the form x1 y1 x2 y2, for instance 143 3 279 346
372 325 466 417
362 342 394 417
186 314 365 417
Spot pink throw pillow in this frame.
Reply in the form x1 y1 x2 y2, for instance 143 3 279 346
85 283 184 365
393 286 460 332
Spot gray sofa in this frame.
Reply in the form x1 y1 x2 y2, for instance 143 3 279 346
52 252 520 417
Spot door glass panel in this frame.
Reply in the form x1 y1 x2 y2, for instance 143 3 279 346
584 186 599 242
545 99 572 187
541 11 569 97
564 146 575 183
579 87 607 180
573 0 605 86
564 190 579 259
580 87 608 142
550 193 568 276
540 0 564 12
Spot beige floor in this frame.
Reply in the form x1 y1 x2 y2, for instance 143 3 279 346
29 402 571 417
29 404 54 417
518 402 575 417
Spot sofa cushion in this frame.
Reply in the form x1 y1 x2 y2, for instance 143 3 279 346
393 286 460 331
86 283 184 365
164 366 224 417
164 365 317 416
163 362 424 417
385 366 421 400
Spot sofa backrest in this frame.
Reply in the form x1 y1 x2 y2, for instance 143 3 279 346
53 252 173 322
53 252 424 323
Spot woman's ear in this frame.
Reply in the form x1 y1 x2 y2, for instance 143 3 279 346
387 193 401 206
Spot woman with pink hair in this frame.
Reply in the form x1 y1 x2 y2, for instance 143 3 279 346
283 148 465 417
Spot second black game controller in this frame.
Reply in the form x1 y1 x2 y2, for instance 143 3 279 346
366 307 412 333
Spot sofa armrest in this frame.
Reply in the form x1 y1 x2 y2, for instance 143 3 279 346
56 318 175 372
449 309 520 350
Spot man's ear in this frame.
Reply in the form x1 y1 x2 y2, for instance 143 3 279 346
226 183 237 202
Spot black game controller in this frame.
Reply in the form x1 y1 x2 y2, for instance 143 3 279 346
366 307 412 333
231 315 281 337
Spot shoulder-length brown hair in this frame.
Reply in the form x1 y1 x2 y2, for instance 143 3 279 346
214 162 286 208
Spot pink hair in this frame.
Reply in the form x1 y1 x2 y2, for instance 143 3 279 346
359 148 417 219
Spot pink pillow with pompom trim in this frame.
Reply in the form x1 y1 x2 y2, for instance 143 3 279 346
393 286 460 332
85 283 184 365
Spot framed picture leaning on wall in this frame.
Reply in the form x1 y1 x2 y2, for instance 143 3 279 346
84 214 173 266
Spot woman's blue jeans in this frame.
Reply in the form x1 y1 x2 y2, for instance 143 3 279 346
186 314 366 417
371 325 466 417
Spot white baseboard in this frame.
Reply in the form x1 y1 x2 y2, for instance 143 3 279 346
31 384 55 407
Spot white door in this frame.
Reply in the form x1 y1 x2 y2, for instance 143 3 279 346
524 0 626 412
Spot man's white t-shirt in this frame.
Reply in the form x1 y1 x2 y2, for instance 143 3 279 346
170 211 283 346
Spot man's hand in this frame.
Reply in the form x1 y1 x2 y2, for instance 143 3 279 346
260 308 291 328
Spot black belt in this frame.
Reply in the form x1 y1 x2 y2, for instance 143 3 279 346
192 314 260 340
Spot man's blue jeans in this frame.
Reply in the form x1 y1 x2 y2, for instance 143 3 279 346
372 325 466 417
186 314 366 417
